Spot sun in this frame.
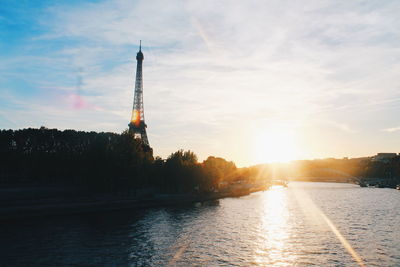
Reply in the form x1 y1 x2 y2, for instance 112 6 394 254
252 128 300 164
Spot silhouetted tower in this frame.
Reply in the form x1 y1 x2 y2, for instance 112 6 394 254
129 41 149 146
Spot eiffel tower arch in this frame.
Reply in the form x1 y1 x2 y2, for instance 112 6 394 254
128 41 150 146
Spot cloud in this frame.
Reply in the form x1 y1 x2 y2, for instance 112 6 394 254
327 121 357 134
382 126 400 133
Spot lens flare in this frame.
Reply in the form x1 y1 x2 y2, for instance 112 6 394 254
131 110 140 126
291 186 365 267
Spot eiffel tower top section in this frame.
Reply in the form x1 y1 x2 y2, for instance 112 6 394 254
136 40 144 61
128 40 149 146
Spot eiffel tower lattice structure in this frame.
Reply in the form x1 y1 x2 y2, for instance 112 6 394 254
128 41 149 146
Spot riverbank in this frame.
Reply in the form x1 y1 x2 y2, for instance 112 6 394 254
0 185 268 221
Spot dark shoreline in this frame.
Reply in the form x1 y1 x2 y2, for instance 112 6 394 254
0 190 260 222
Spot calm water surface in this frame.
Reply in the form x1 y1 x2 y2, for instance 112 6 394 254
1 182 400 266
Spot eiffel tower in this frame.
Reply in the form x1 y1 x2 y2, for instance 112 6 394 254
128 41 149 146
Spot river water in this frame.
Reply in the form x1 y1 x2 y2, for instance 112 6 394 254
1 182 400 266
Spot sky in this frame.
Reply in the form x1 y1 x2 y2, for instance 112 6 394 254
1 0 400 166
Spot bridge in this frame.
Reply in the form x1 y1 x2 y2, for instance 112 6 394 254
300 168 397 188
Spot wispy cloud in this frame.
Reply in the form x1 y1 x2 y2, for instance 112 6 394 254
326 121 357 134
382 126 400 133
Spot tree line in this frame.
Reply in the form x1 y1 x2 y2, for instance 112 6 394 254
2 127 398 196
0 127 261 195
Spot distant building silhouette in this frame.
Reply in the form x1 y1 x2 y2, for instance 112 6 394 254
128 41 149 146
372 153 398 163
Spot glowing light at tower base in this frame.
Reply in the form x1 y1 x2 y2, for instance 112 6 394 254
131 110 140 126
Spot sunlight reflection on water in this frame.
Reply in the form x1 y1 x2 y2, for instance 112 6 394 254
256 187 292 265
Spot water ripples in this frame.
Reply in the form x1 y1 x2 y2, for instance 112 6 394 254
1 182 400 266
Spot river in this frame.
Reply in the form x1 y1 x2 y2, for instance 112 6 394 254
1 182 399 266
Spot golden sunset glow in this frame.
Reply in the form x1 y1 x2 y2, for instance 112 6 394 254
252 127 301 164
